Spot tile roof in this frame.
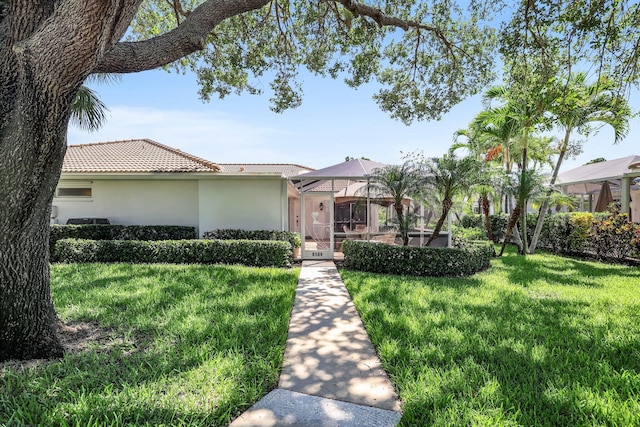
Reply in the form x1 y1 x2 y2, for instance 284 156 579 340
62 139 221 173
218 163 314 177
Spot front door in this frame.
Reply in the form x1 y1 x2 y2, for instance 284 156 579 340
301 192 334 259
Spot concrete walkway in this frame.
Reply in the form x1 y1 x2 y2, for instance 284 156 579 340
230 260 402 426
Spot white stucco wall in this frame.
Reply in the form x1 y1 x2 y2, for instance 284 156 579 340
198 176 286 236
53 179 199 228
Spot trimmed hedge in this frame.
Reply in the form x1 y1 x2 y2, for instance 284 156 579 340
50 225 197 261
461 211 639 261
342 240 494 277
203 229 301 249
55 239 292 268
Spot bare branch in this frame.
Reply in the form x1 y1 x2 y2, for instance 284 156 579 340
412 28 420 81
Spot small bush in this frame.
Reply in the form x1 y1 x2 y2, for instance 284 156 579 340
203 229 301 249
590 211 639 260
538 213 574 253
632 230 640 258
55 239 292 268
50 225 197 261
568 212 594 252
342 240 493 277
460 213 508 243
452 226 487 248
460 214 483 229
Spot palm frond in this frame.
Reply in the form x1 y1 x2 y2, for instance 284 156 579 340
70 86 109 132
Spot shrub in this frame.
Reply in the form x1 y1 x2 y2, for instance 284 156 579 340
202 229 301 249
50 225 197 261
530 210 640 261
460 213 508 243
342 240 493 277
538 213 574 253
590 211 639 260
568 212 594 252
55 239 292 268
452 226 487 248
460 214 483 229
632 229 640 258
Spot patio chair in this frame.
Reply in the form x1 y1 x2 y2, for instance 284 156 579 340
343 225 361 240
370 229 397 245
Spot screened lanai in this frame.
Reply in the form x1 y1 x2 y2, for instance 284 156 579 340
290 158 448 260
555 155 640 221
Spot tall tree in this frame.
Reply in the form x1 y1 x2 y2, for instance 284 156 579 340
0 0 501 361
499 0 637 254
477 81 554 252
527 73 631 253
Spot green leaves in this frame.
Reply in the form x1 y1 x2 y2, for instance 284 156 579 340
129 0 499 121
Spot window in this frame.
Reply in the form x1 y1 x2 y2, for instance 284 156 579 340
55 181 93 199
57 187 92 197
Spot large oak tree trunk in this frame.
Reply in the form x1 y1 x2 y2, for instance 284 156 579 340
0 0 271 362
0 1 139 362
0 82 71 361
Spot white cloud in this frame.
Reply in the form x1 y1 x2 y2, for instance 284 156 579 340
67 106 296 164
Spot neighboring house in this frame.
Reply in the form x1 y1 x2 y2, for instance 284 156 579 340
53 139 313 236
556 155 640 222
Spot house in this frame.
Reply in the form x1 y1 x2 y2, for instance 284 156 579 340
55 140 445 260
53 139 312 236
556 155 640 221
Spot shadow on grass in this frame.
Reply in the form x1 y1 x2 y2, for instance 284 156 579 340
342 264 640 426
2 264 298 426
497 248 640 288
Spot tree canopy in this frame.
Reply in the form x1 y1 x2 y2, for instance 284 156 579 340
122 0 502 123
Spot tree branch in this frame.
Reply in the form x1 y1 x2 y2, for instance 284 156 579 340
94 0 270 74
165 0 191 25
331 0 464 58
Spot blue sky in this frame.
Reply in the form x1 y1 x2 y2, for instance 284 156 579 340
67 68 639 172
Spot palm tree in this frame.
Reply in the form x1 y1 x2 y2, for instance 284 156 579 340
474 170 502 241
422 154 481 247
528 72 631 253
451 125 502 241
498 168 545 256
365 161 424 246
478 83 555 253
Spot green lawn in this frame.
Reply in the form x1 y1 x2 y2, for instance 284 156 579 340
1 263 299 427
342 248 640 426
